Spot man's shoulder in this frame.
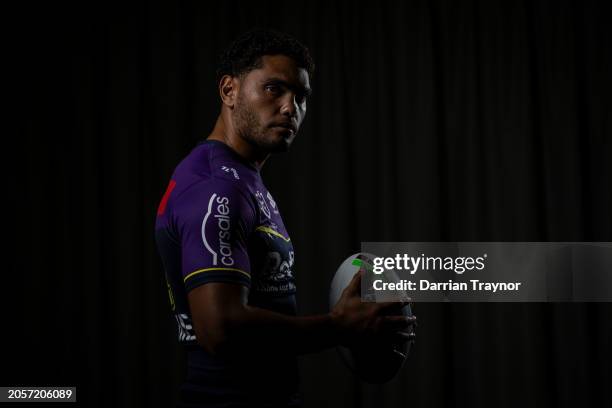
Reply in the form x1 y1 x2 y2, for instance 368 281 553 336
175 175 254 210
171 142 257 204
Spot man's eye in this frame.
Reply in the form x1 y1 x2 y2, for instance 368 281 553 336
265 85 280 93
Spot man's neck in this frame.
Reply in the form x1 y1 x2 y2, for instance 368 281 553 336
207 115 269 170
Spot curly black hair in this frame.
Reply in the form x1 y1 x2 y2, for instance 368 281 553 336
216 29 315 83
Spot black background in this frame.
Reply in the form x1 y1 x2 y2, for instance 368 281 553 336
6 0 611 407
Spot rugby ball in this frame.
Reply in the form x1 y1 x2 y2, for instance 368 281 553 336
329 253 413 384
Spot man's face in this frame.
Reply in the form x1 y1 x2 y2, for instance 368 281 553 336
232 55 311 153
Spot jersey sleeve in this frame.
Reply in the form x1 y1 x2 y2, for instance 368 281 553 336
172 179 256 292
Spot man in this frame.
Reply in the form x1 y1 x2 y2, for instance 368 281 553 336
154 29 416 408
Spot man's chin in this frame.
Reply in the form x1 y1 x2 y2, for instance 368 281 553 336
268 140 291 153
263 135 294 153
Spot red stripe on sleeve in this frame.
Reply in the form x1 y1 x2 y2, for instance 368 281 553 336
157 179 177 215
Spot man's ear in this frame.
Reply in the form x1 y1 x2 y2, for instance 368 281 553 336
219 75 239 108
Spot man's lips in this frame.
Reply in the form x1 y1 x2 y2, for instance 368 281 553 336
271 123 297 133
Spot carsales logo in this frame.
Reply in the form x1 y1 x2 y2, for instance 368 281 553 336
202 194 234 266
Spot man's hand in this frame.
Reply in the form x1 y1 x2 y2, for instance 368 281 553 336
188 270 416 357
329 269 417 347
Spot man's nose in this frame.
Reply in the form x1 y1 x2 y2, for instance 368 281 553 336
280 94 298 117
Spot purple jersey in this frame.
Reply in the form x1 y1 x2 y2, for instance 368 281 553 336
154 140 300 407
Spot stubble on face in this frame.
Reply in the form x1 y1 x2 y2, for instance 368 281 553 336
233 89 291 153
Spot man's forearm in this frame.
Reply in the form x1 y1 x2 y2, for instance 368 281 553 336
220 305 343 356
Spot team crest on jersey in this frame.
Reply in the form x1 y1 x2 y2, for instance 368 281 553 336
255 190 271 219
266 191 280 214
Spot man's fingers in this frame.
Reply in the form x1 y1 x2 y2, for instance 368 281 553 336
395 330 416 338
381 315 417 331
393 331 417 343
345 269 363 295
375 300 411 313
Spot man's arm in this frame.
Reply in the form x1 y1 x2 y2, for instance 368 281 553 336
188 269 416 356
